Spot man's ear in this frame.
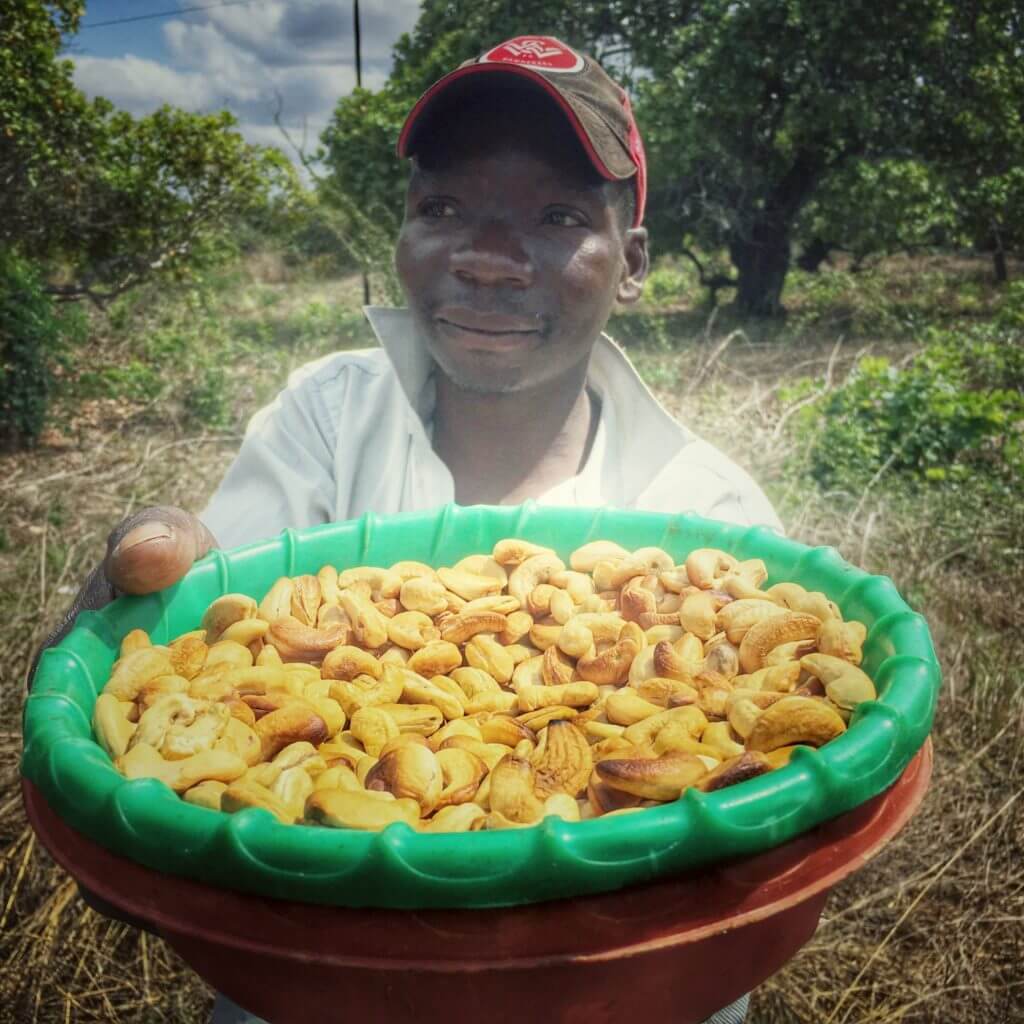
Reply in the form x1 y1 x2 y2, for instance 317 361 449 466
617 227 650 305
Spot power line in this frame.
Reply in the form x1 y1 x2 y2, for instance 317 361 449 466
79 0 262 30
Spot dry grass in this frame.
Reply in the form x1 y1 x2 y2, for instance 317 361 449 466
1 258 1021 1023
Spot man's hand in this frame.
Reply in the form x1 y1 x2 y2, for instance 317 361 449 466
31 505 218 685
27 506 217 936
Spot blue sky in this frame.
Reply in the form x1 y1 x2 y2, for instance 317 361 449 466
67 1 421 156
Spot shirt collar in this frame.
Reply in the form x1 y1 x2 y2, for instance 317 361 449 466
361 306 695 504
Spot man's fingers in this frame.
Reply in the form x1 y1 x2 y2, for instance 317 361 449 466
105 507 218 596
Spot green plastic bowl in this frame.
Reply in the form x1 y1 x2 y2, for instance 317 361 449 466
22 503 940 909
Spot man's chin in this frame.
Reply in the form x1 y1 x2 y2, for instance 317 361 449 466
429 349 536 395
437 368 530 395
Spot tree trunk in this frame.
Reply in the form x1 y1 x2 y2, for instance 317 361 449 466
993 240 1008 283
729 220 791 317
797 236 833 273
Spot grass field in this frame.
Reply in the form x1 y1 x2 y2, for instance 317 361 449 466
1 251 1021 1023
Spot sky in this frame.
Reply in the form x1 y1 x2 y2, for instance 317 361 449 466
68 0 422 157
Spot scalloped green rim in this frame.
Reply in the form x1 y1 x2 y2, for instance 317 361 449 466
22 504 940 909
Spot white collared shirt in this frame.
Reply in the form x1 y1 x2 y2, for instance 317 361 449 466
201 307 782 549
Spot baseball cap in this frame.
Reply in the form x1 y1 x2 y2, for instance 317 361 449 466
397 35 647 227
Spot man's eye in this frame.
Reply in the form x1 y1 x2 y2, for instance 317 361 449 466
543 208 586 227
420 198 457 218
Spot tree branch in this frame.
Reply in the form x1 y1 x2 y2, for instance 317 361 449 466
679 246 737 306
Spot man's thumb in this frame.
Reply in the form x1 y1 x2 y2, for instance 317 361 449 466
106 511 216 595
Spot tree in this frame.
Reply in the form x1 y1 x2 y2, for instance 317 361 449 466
319 0 1024 316
0 2 293 447
625 0 1024 314
795 159 960 272
1 2 291 305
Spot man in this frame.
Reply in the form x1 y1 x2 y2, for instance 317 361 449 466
42 36 774 1024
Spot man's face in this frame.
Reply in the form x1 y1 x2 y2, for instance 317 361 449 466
395 94 648 395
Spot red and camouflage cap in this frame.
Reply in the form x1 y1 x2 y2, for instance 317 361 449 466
397 35 647 227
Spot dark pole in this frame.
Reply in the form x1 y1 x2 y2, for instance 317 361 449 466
354 0 370 306
353 0 363 88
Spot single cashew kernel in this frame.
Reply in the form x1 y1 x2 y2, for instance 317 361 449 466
434 747 488 809
576 634 640 686
420 802 487 832
104 647 175 701
680 591 718 640
569 540 630 573
338 589 389 650
399 576 449 616
374 702 445 736
400 673 465 721
258 577 296 623
800 653 877 712
266 616 349 665
256 703 329 762
739 612 822 674
596 751 708 801
746 695 847 752
168 636 208 680
440 611 507 645
816 619 867 666
697 751 772 792
465 634 515 684
305 788 420 830
350 706 400 757
202 594 257 643
530 719 594 798
408 640 462 677
605 689 663 726
517 681 599 712
489 755 546 823
685 549 739 590
492 538 557 567
727 697 765 740
543 792 581 821
183 779 228 811
364 744 443 815
321 645 383 682
634 676 700 708
93 693 137 759
701 721 746 759
541 644 576 687
507 554 567 606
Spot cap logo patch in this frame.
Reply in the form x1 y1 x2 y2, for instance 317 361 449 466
481 36 585 73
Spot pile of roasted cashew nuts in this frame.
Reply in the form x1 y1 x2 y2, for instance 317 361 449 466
93 540 876 832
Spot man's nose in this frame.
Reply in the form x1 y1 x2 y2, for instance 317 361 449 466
449 219 534 287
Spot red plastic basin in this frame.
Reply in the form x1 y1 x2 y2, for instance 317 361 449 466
22 740 931 1024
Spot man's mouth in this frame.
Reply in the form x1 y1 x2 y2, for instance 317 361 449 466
435 307 541 339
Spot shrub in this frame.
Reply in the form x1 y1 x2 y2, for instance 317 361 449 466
0 250 82 448
782 328 1024 490
644 264 691 306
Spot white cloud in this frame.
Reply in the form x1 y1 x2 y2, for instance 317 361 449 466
73 54 216 116
71 0 418 164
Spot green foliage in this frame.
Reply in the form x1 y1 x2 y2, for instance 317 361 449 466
797 160 961 268
0 3 300 445
318 1 1024 315
643 263 692 307
0 249 83 447
1 4 293 304
781 330 1024 490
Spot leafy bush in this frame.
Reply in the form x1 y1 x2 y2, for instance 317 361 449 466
782 328 1024 489
0 250 82 447
644 264 691 306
